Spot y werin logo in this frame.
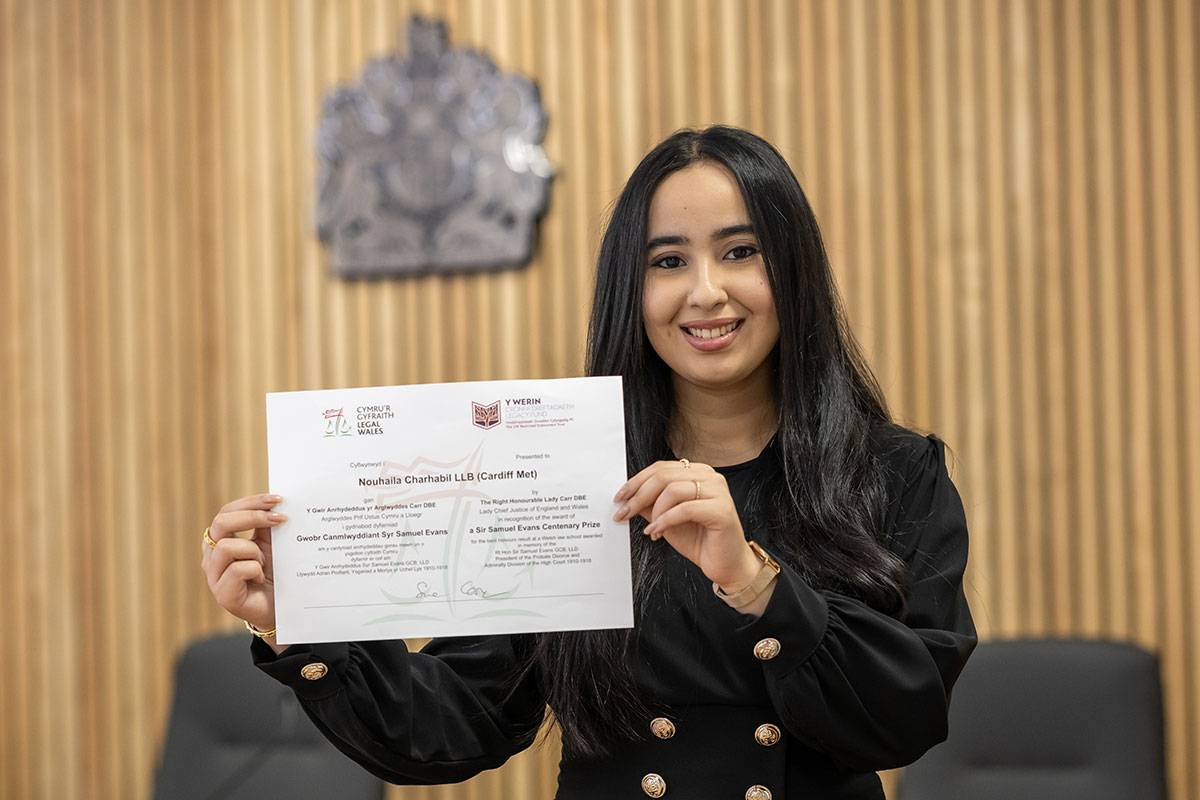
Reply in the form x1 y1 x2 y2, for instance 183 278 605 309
472 400 501 430
323 408 352 437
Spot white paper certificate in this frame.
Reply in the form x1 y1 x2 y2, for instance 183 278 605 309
265 376 632 645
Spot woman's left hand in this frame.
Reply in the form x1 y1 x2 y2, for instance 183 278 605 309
613 460 761 590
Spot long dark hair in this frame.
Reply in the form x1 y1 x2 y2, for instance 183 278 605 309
531 126 909 759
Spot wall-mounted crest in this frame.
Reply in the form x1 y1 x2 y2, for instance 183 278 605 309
315 16 553 278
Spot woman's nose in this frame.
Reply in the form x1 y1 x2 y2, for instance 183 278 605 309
687 259 728 309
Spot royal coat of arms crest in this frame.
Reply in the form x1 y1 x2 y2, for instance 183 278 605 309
315 16 553 277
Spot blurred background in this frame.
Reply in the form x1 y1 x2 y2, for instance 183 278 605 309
1 0 1197 798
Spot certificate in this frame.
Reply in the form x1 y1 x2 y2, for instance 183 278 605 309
266 376 633 644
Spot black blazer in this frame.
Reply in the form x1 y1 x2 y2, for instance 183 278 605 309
254 425 977 799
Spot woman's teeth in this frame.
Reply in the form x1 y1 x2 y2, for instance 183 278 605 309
685 322 739 339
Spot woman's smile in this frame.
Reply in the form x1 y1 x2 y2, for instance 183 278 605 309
680 317 744 351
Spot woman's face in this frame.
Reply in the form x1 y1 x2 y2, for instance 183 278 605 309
642 161 781 392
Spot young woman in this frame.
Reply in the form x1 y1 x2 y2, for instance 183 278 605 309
201 126 976 799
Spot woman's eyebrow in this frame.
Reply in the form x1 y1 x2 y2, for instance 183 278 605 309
646 233 688 250
712 223 755 240
645 224 756 251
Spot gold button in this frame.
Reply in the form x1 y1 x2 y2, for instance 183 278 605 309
300 662 328 681
745 785 772 800
754 723 781 746
641 772 667 797
753 637 781 660
650 717 676 739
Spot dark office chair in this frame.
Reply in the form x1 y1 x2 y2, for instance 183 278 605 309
899 639 1167 800
154 632 385 800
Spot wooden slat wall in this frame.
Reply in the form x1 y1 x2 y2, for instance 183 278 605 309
1 1 1197 798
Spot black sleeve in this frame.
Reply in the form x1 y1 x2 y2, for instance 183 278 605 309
252 633 546 785
727 433 977 771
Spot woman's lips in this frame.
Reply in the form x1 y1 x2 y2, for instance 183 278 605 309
680 319 744 351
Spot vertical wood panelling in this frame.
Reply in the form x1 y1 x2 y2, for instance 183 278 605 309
1174 1 1200 794
1 2 1197 798
1062 0 1099 638
1 0 12 787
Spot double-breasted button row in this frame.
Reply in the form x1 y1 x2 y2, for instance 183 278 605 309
640 773 770 799
642 718 674 795
640 715 778 796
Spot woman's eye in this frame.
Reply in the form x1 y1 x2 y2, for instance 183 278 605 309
650 254 685 269
725 245 759 260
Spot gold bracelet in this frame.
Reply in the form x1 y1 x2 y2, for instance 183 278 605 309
243 619 277 639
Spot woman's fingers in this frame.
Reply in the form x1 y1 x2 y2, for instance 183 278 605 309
219 492 283 515
643 498 719 539
614 460 693 502
212 559 266 611
649 480 705 522
209 508 287 542
212 561 268 623
200 494 281 631
613 471 668 521
617 473 674 521
614 465 717 522
203 537 264 589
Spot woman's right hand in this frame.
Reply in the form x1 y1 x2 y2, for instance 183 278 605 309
201 493 286 650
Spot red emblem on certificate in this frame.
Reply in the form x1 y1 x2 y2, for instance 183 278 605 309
472 401 501 430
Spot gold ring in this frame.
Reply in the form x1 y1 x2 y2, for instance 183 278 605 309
679 458 690 469
693 480 701 501
203 526 217 550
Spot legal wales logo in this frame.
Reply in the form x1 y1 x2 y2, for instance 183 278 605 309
323 408 353 437
471 401 500 430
